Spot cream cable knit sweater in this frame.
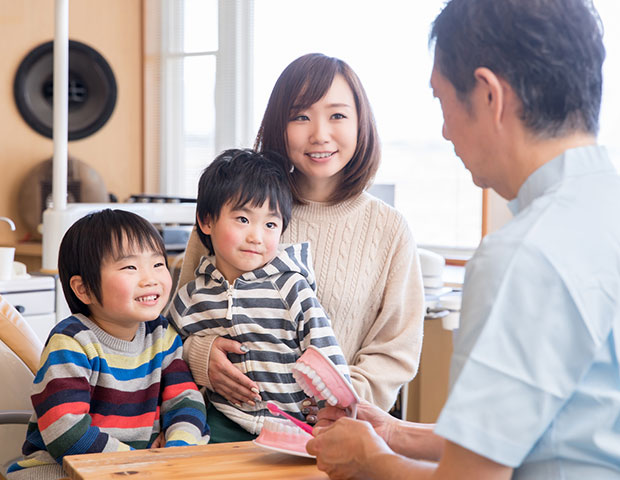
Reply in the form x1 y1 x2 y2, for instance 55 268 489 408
177 192 424 410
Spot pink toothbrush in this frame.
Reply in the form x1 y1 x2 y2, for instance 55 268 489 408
266 402 314 435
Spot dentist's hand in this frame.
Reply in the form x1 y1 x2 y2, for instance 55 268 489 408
307 416 393 479
316 400 398 445
209 337 261 406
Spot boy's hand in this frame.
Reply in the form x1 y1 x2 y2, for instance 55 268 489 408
150 432 165 449
301 397 319 424
210 337 262 406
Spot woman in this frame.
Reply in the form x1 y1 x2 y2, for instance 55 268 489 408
177 53 424 413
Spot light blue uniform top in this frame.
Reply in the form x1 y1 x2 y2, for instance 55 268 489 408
435 145 620 479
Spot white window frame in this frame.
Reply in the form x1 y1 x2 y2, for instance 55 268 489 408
146 0 254 196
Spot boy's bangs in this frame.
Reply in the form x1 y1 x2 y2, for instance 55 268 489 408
107 224 167 262
229 186 282 217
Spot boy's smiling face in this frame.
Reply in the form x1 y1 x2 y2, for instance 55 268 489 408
71 240 172 341
199 200 283 284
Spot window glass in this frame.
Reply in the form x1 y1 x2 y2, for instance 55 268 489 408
183 0 218 53
595 0 620 169
182 55 216 197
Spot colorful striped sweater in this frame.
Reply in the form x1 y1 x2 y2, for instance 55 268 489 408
168 242 350 435
7 314 208 479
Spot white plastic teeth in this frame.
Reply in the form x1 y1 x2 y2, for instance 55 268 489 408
312 377 325 391
293 362 339 406
263 417 311 438
293 371 312 397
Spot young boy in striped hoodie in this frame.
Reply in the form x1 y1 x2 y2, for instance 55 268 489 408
8 209 209 480
168 149 349 443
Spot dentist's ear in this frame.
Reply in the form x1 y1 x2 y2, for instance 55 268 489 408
70 275 93 305
473 67 506 126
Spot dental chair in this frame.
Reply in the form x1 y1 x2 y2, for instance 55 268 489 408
0 295 44 478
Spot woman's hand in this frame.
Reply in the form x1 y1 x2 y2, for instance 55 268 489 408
209 337 261 406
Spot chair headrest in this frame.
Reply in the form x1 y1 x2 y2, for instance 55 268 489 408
0 295 44 374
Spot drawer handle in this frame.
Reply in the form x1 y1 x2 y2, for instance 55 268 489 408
14 305 25 314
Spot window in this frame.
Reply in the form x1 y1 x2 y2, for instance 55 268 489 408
150 0 620 251
596 0 620 169
156 0 218 197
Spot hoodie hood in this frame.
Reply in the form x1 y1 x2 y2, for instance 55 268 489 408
195 241 317 291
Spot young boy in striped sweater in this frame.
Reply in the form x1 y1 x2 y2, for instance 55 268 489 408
168 149 349 443
8 209 209 480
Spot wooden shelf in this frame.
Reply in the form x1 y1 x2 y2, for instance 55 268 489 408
14 242 42 257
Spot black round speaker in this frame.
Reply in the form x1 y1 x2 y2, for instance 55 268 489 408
14 40 117 141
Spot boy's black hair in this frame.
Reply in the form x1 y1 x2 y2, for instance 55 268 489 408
196 148 293 255
58 209 167 316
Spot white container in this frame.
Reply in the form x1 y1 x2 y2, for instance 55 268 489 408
0 247 15 281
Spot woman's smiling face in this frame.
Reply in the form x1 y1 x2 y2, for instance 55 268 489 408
285 74 358 201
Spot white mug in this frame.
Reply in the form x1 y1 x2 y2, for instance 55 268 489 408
0 247 15 281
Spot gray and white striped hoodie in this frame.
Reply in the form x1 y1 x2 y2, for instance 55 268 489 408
168 242 350 435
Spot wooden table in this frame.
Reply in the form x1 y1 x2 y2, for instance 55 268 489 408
63 441 328 479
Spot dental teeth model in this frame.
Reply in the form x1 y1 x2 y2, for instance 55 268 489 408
253 418 314 457
254 346 360 457
292 346 360 411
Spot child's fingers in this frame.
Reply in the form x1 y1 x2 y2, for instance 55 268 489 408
314 405 348 428
301 397 319 423
150 432 165 449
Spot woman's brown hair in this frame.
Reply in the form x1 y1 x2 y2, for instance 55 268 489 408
254 53 381 205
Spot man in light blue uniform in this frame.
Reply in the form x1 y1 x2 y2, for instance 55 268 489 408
437 143 620 478
306 0 620 478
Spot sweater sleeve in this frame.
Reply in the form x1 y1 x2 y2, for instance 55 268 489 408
158 328 209 446
183 334 218 390
349 224 425 410
31 333 133 461
289 275 351 380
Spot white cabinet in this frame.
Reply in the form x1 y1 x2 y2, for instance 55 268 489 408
0 275 56 344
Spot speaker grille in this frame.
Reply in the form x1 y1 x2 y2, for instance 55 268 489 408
14 39 117 141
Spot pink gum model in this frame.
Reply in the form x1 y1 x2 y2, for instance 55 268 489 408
254 346 360 457
292 346 360 413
